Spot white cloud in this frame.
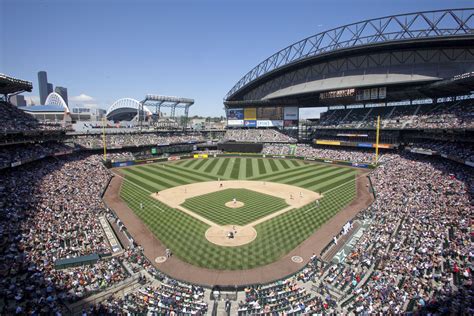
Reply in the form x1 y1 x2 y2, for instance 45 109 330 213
24 95 40 105
70 93 95 103
80 103 99 108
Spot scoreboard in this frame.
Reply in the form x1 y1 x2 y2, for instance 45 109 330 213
227 106 299 128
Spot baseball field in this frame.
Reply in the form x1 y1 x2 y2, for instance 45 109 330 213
117 157 359 270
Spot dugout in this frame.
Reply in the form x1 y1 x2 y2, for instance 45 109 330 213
54 253 100 270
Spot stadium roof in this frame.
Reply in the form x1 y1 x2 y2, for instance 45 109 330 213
0 73 33 94
225 8 474 101
19 105 67 113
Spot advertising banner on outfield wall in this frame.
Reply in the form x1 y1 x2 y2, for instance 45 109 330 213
374 143 392 149
244 108 257 120
315 140 341 146
227 108 244 120
256 120 283 127
283 107 299 120
244 120 257 127
227 119 244 126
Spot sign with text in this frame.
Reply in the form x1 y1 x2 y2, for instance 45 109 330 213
256 120 283 127
283 106 299 120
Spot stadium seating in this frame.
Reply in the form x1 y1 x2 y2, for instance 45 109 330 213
223 129 297 143
0 125 472 314
317 100 474 129
0 101 65 132
69 132 206 149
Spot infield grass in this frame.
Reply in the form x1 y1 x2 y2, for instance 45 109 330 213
182 188 288 226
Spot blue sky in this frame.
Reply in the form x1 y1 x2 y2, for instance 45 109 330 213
1 0 470 117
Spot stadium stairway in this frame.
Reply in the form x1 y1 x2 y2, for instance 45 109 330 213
321 221 361 262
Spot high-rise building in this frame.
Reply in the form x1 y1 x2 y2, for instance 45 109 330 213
47 83 53 95
10 95 27 107
55 86 68 105
38 71 48 105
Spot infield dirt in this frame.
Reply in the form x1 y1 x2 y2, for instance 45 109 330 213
151 180 321 246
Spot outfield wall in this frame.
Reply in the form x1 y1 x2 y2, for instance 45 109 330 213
108 153 376 169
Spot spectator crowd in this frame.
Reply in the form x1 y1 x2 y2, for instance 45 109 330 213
318 100 474 129
295 144 389 164
69 132 205 149
0 101 66 132
0 142 74 169
409 141 474 163
224 129 297 143
338 154 473 314
0 106 472 314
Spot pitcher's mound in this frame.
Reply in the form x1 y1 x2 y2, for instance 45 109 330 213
205 225 257 247
225 201 244 208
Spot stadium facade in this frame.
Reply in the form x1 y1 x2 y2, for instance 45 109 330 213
224 8 474 129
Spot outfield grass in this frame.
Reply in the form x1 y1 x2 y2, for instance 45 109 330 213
119 157 358 270
182 188 288 226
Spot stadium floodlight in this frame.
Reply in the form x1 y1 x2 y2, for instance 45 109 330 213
140 94 195 131
145 94 194 105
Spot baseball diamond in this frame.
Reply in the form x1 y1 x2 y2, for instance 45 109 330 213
115 157 360 270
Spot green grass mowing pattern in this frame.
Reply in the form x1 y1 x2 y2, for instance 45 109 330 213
319 173 356 193
238 159 247 179
121 168 174 189
120 169 163 192
250 162 310 180
245 158 254 178
290 160 300 167
257 159 266 175
181 188 288 226
254 164 325 182
229 158 241 179
262 159 273 174
173 160 188 165
138 165 190 186
282 166 341 186
149 164 210 183
268 159 279 172
203 158 219 173
133 165 190 187
298 168 354 190
182 159 198 168
217 158 230 176
278 159 290 169
193 159 209 170
119 157 359 269
165 164 218 181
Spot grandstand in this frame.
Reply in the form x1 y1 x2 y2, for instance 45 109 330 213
0 7 473 316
